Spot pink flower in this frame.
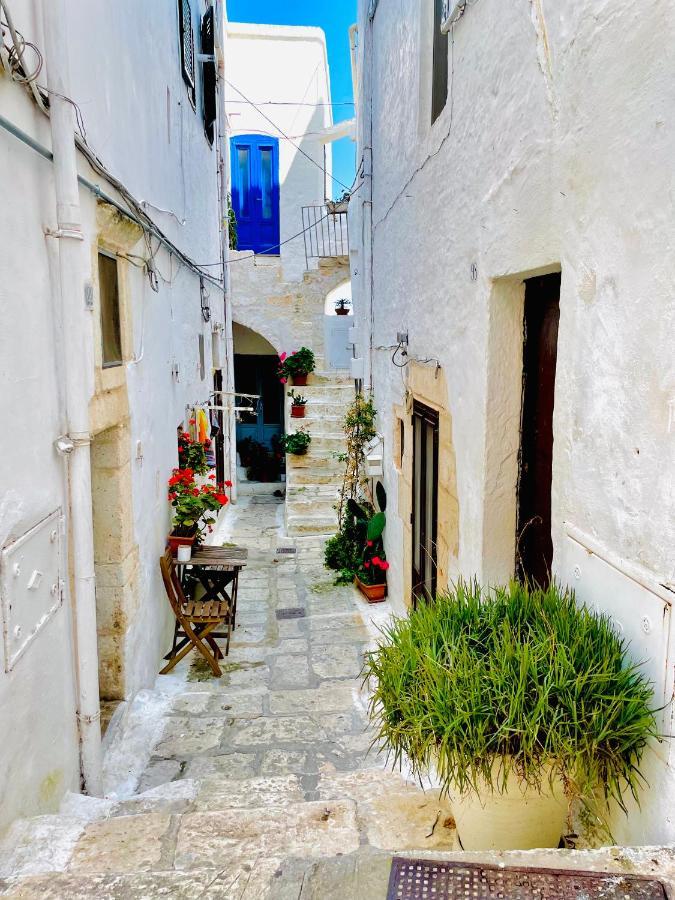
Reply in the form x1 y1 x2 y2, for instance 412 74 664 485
364 561 370 569
380 560 390 571
279 352 287 362
372 556 382 567
366 540 373 547
280 377 287 384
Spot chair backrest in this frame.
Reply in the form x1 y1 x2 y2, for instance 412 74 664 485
160 549 185 617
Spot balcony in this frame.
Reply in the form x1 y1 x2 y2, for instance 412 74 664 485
301 203 349 270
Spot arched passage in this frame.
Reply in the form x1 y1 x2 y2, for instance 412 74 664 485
232 322 284 483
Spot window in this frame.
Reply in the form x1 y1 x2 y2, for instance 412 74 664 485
431 0 449 124
98 252 122 368
201 7 217 144
179 0 196 108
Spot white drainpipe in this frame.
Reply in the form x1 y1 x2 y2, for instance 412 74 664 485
43 0 103 795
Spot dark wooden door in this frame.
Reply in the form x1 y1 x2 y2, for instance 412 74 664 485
233 355 283 449
412 402 439 607
516 273 561 587
213 369 225 486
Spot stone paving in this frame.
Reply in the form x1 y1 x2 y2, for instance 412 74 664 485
0 495 458 898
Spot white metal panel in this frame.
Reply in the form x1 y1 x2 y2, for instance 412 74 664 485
559 523 673 740
1 510 64 672
325 315 352 370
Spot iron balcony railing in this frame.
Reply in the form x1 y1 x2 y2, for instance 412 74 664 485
301 204 349 269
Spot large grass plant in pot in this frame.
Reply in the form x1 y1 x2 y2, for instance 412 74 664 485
364 580 657 851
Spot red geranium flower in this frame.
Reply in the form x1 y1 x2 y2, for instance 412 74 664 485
224 480 233 488
364 561 370 569
208 473 216 480
366 540 373 547
380 560 390 571
215 493 228 504
372 556 382 567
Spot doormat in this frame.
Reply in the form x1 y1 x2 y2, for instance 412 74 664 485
275 607 306 620
386 858 667 900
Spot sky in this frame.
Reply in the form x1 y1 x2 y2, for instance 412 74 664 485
226 0 357 198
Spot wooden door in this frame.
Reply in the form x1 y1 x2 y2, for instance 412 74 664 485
516 273 561 587
230 135 280 255
233 355 283 450
412 402 439 606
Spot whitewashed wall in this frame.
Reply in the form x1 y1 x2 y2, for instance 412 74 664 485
0 0 223 827
351 0 675 844
225 24 332 281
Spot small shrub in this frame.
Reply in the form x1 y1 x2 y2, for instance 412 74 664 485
280 430 311 455
278 347 316 381
364 579 657 815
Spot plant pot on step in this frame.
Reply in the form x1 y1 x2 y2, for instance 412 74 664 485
355 576 387 603
445 759 568 851
335 308 350 316
291 404 306 418
291 373 308 386
167 533 196 556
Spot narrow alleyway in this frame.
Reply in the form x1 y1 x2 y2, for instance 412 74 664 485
0 495 458 898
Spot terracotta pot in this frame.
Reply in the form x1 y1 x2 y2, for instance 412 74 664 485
355 576 387 603
335 308 350 316
291 373 308 386
167 533 196 556
291 404 306 418
445 759 568 851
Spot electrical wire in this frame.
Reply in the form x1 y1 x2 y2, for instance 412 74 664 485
225 77 353 192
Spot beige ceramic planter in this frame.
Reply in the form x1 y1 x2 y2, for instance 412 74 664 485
446 760 568 851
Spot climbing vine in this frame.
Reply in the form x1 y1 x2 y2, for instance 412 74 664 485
336 393 377 526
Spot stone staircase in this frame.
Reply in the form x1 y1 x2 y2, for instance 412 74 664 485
285 373 353 537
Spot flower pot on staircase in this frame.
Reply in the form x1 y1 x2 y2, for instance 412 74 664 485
291 404 306 418
291 373 308 386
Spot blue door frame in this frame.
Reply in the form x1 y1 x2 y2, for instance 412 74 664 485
230 134 280 255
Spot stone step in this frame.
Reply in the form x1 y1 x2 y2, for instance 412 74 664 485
286 484 340 498
287 499 338 520
287 514 338 536
287 469 343 486
286 452 343 471
289 405 346 421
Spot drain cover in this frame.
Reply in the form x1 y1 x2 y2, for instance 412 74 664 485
276 547 297 554
275 607 305 620
387 858 667 900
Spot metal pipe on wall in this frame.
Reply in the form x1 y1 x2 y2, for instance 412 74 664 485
42 0 103 796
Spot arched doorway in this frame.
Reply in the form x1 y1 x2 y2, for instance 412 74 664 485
233 323 284 483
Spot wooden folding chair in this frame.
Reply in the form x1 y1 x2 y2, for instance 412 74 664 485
159 548 231 677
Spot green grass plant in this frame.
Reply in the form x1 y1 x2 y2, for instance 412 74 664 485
364 579 658 814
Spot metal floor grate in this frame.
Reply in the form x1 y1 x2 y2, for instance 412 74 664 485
275 607 306 620
387 858 667 900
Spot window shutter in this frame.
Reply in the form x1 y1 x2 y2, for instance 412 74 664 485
431 0 449 124
201 7 217 145
179 0 196 107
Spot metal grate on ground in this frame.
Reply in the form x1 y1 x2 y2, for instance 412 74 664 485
275 607 306 620
386 858 667 900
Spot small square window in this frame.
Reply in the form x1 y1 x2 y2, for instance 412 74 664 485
98 251 122 368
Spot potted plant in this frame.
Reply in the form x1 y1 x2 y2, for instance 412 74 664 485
364 580 658 851
334 297 351 316
288 390 307 419
278 347 315 386
177 430 209 475
167 469 229 554
355 498 388 602
280 429 312 456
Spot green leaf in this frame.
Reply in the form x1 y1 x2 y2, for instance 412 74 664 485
367 511 386 541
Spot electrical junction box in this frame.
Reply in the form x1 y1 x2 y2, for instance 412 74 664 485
211 329 224 370
441 0 466 32
1 509 63 672
350 357 365 380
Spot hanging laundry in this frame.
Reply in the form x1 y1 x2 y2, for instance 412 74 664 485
197 408 209 444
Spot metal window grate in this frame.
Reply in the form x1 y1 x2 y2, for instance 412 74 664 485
387 858 667 900
179 0 195 107
275 608 305 620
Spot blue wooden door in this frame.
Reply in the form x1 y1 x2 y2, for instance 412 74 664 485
230 135 280 254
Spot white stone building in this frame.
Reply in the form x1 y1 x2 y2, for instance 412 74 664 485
224 23 355 534
349 0 675 843
0 0 232 827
